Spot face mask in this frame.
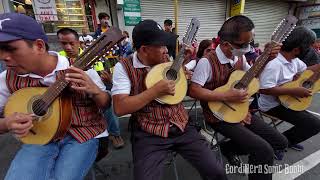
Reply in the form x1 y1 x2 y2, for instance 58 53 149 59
231 44 251 57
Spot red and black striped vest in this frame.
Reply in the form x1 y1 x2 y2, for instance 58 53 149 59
120 56 188 137
5 69 106 143
200 52 235 123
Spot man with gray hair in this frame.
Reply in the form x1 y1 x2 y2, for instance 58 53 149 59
259 26 320 152
290 26 320 66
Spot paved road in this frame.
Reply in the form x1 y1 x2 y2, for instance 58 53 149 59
1 95 320 180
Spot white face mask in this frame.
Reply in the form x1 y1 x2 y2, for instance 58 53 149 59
231 44 251 57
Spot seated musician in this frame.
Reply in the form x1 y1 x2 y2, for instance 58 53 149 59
112 19 227 180
259 26 320 152
189 15 288 180
56 27 125 149
0 13 110 179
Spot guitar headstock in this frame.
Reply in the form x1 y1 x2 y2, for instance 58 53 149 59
271 15 298 43
74 27 125 70
182 18 200 46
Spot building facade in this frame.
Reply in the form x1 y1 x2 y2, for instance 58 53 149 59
0 0 317 49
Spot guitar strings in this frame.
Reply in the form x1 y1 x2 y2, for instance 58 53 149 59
31 39 114 115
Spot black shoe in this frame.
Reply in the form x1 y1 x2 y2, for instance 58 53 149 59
274 150 285 160
289 144 304 151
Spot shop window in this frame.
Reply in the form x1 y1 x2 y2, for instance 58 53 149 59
10 0 95 33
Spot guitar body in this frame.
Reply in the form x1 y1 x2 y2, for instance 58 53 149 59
145 62 187 105
4 87 72 145
279 70 320 111
208 70 259 123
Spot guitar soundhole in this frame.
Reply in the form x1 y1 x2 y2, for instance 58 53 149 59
234 82 246 90
302 81 313 89
166 69 177 80
32 99 48 116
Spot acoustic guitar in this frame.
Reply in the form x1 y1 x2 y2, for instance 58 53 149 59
4 27 124 145
279 70 320 111
208 15 298 123
145 18 200 105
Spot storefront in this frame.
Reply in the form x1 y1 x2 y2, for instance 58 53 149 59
243 0 290 45
139 0 227 41
117 0 291 44
9 0 98 33
297 3 320 38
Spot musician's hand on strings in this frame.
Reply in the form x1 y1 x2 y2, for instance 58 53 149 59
265 42 282 61
5 112 33 138
154 79 175 96
290 87 312 98
65 66 101 97
222 88 248 103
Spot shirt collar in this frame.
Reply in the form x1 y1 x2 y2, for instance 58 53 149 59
18 51 69 78
216 45 233 64
277 53 292 65
133 52 150 69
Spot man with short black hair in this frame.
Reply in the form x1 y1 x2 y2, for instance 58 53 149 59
189 15 287 180
0 13 110 180
94 12 111 39
57 27 82 63
56 27 125 149
164 19 173 32
163 19 177 59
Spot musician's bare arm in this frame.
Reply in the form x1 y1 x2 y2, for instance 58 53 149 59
260 87 311 98
113 79 174 116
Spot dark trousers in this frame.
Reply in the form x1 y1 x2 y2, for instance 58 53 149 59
132 125 227 180
211 114 288 180
266 105 320 146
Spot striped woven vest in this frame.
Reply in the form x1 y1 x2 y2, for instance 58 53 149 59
200 52 235 123
120 56 188 137
5 69 106 143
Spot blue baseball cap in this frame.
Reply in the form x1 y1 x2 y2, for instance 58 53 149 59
0 13 48 43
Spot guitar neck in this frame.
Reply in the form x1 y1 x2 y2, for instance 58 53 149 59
39 28 124 106
73 36 112 70
238 44 273 88
170 44 187 72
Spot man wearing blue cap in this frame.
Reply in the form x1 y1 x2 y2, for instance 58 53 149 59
0 13 110 180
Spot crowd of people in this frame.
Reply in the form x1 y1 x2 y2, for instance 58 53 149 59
1 12 320 180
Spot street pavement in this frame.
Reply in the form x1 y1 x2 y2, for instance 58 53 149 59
1 95 320 180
